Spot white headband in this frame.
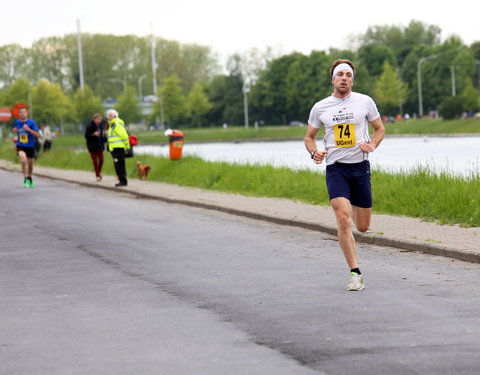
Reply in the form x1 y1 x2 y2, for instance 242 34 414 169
332 63 354 78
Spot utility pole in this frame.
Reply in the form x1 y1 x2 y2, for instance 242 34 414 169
77 19 84 89
450 66 456 97
477 61 480 113
243 82 250 129
138 74 147 100
417 55 437 118
150 23 164 128
150 23 157 97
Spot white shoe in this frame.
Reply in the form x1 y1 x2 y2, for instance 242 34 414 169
347 273 364 291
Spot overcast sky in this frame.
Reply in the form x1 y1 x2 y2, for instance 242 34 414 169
1 0 478 60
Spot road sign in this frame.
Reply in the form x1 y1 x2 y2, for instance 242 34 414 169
0 107 12 122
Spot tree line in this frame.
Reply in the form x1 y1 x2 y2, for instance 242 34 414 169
0 20 479 130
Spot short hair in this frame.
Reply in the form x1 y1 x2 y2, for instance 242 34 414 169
107 109 119 118
329 59 356 77
92 113 102 120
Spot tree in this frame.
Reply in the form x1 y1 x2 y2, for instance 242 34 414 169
0 45 31 87
357 44 397 77
471 41 480 61
31 37 70 90
285 57 308 121
374 61 408 116
31 80 75 124
361 20 441 65
153 75 186 126
460 80 479 112
0 33 220 100
116 85 142 125
207 73 244 126
72 85 104 126
1 77 31 107
186 83 212 127
249 53 301 124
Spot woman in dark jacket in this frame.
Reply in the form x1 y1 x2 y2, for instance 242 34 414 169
85 113 107 181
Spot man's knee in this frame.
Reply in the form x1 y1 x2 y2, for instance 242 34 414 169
337 213 352 232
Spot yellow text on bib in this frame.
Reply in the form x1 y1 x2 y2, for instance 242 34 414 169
334 123 356 147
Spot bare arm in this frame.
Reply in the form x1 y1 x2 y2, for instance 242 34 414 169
358 116 385 153
23 124 40 138
304 124 328 164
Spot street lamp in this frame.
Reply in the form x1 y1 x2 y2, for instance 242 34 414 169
138 74 147 101
243 82 250 129
476 61 480 112
450 65 456 97
417 55 437 118
109 78 126 91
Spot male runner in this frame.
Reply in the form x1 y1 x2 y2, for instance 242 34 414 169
304 59 385 291
12 107 40 188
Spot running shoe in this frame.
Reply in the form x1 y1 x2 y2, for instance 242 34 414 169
347 273 364 291
29 179 35 188
23 178 29 188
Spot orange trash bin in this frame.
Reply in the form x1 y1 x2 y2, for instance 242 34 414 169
165 129 184 160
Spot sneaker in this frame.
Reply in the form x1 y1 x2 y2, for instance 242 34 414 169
23 178 29 188
347 273 364 291
29 179 35 188
115 181 127 187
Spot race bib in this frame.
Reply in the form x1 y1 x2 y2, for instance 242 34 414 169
334 123 356 147
19 133 29 144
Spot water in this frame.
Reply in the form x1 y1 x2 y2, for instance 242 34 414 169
135 136 480 177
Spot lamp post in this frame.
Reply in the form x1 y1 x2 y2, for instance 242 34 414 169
450 65 456 97
109 78 126 91
77 19 84 89
476 61 480 112
138 74 147 101
243 82 250 129
417 55 437 118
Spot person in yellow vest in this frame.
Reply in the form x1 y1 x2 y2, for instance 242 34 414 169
106 109 130 187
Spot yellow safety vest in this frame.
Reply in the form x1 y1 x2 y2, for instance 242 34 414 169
107 117 130 152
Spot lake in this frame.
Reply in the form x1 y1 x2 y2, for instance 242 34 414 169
135 136 480 177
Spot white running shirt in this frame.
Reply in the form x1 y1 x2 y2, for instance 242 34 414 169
308 92 380 165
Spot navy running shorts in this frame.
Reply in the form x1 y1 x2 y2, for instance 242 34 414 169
325 160 372 208
16 145 35 159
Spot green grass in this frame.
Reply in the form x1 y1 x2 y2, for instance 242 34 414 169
372 168 480 226
2 142 480 227
385 118 480 135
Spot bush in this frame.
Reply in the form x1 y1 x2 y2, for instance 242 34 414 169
439 96 464 119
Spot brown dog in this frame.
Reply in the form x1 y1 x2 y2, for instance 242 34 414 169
136 161 151 180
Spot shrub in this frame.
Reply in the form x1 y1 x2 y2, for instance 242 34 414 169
439 96 464 119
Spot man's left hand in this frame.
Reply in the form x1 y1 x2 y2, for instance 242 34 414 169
358 143 376 153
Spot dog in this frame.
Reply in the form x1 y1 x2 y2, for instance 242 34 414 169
136 161 151 180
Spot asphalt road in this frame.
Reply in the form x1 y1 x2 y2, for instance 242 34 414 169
1 170 480 375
